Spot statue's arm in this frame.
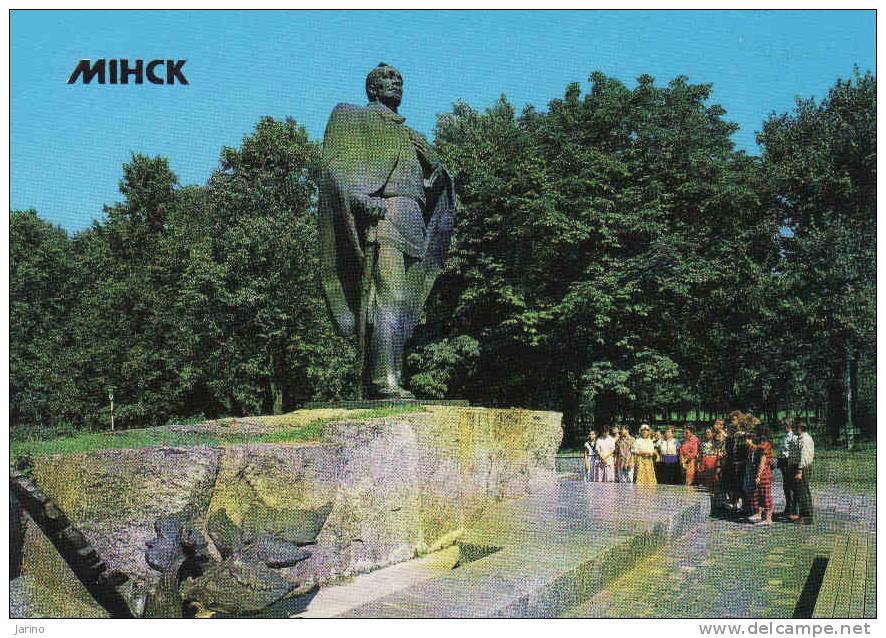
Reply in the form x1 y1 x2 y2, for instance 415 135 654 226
407 127 445 172
322 104 386 219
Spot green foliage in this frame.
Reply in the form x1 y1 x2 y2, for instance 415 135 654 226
11 117 353 435
190 117 354 415
9 210 78 438
428 72 779 435
64 155 186 429
757 69 876 439
407 335 480 398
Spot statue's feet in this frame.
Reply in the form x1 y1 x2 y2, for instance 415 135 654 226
371 384 416 400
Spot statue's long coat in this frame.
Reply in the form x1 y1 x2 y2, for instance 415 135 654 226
317 102 456 338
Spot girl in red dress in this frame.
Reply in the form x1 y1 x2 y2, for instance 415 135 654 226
750 433 775 525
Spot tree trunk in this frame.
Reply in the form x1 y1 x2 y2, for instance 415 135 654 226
560 382 581 447
826 381 843 445
845 349 855 449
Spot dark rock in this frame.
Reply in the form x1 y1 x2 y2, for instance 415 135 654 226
145 512 210 574
10 493 25 579
240 502 332 546
98 569 128 587
142 563 184 619
206 508 242 559
237 535 312 568
180 555 298 616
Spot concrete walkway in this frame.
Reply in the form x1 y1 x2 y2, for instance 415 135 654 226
289 471 876 618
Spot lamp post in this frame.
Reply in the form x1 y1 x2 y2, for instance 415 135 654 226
845 350 854 450
108 386 115 432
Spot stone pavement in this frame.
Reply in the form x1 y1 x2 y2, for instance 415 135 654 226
297 478 710 617
565 476 876 618
288 468 875 618
292 546 461 617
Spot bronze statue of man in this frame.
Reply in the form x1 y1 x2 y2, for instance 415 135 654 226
318 63 456 399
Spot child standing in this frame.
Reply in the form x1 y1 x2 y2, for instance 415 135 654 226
749 432 775 524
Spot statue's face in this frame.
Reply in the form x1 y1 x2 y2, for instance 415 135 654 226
369 66 402 109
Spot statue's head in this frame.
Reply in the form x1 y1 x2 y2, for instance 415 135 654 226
366 62 403 110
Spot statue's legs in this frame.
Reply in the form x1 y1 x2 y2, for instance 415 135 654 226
368 243 416 398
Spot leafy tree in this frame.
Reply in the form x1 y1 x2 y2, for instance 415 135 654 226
65 155 186 428
193 117 352 414
406 335 480 398
428 73 777 441
758 69 876 440
8 72 874 445
9 210 78 436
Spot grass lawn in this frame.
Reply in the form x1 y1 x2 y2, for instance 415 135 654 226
10 404 427 463
811 447 876 492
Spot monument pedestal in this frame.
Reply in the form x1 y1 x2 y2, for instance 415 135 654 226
14 405 562 617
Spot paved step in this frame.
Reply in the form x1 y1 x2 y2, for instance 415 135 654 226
311 478 710 617
291 546 461 617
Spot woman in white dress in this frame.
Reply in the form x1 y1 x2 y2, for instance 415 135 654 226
583 431 598 482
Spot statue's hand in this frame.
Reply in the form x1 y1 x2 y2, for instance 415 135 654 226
353 195 386 221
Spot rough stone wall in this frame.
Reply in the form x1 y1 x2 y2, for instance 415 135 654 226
31 446 222 588
26 406 562 614
12 514 110 618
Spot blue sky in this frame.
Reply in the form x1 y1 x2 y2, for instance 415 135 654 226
10 10 876 233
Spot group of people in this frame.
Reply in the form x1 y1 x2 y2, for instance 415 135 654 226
582 411 816 525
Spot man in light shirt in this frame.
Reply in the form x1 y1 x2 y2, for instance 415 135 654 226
657 427 681 485
778 419 800 519
793 422 815 524
583 431 598 482
595 427 618 482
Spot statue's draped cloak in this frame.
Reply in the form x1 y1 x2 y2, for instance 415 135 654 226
317 102 456 338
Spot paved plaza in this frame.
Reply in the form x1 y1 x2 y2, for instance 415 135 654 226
567 478 876 618
291 468 875 618
295 478 710 617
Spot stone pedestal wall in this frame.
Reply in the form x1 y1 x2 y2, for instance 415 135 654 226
21 406 562 616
